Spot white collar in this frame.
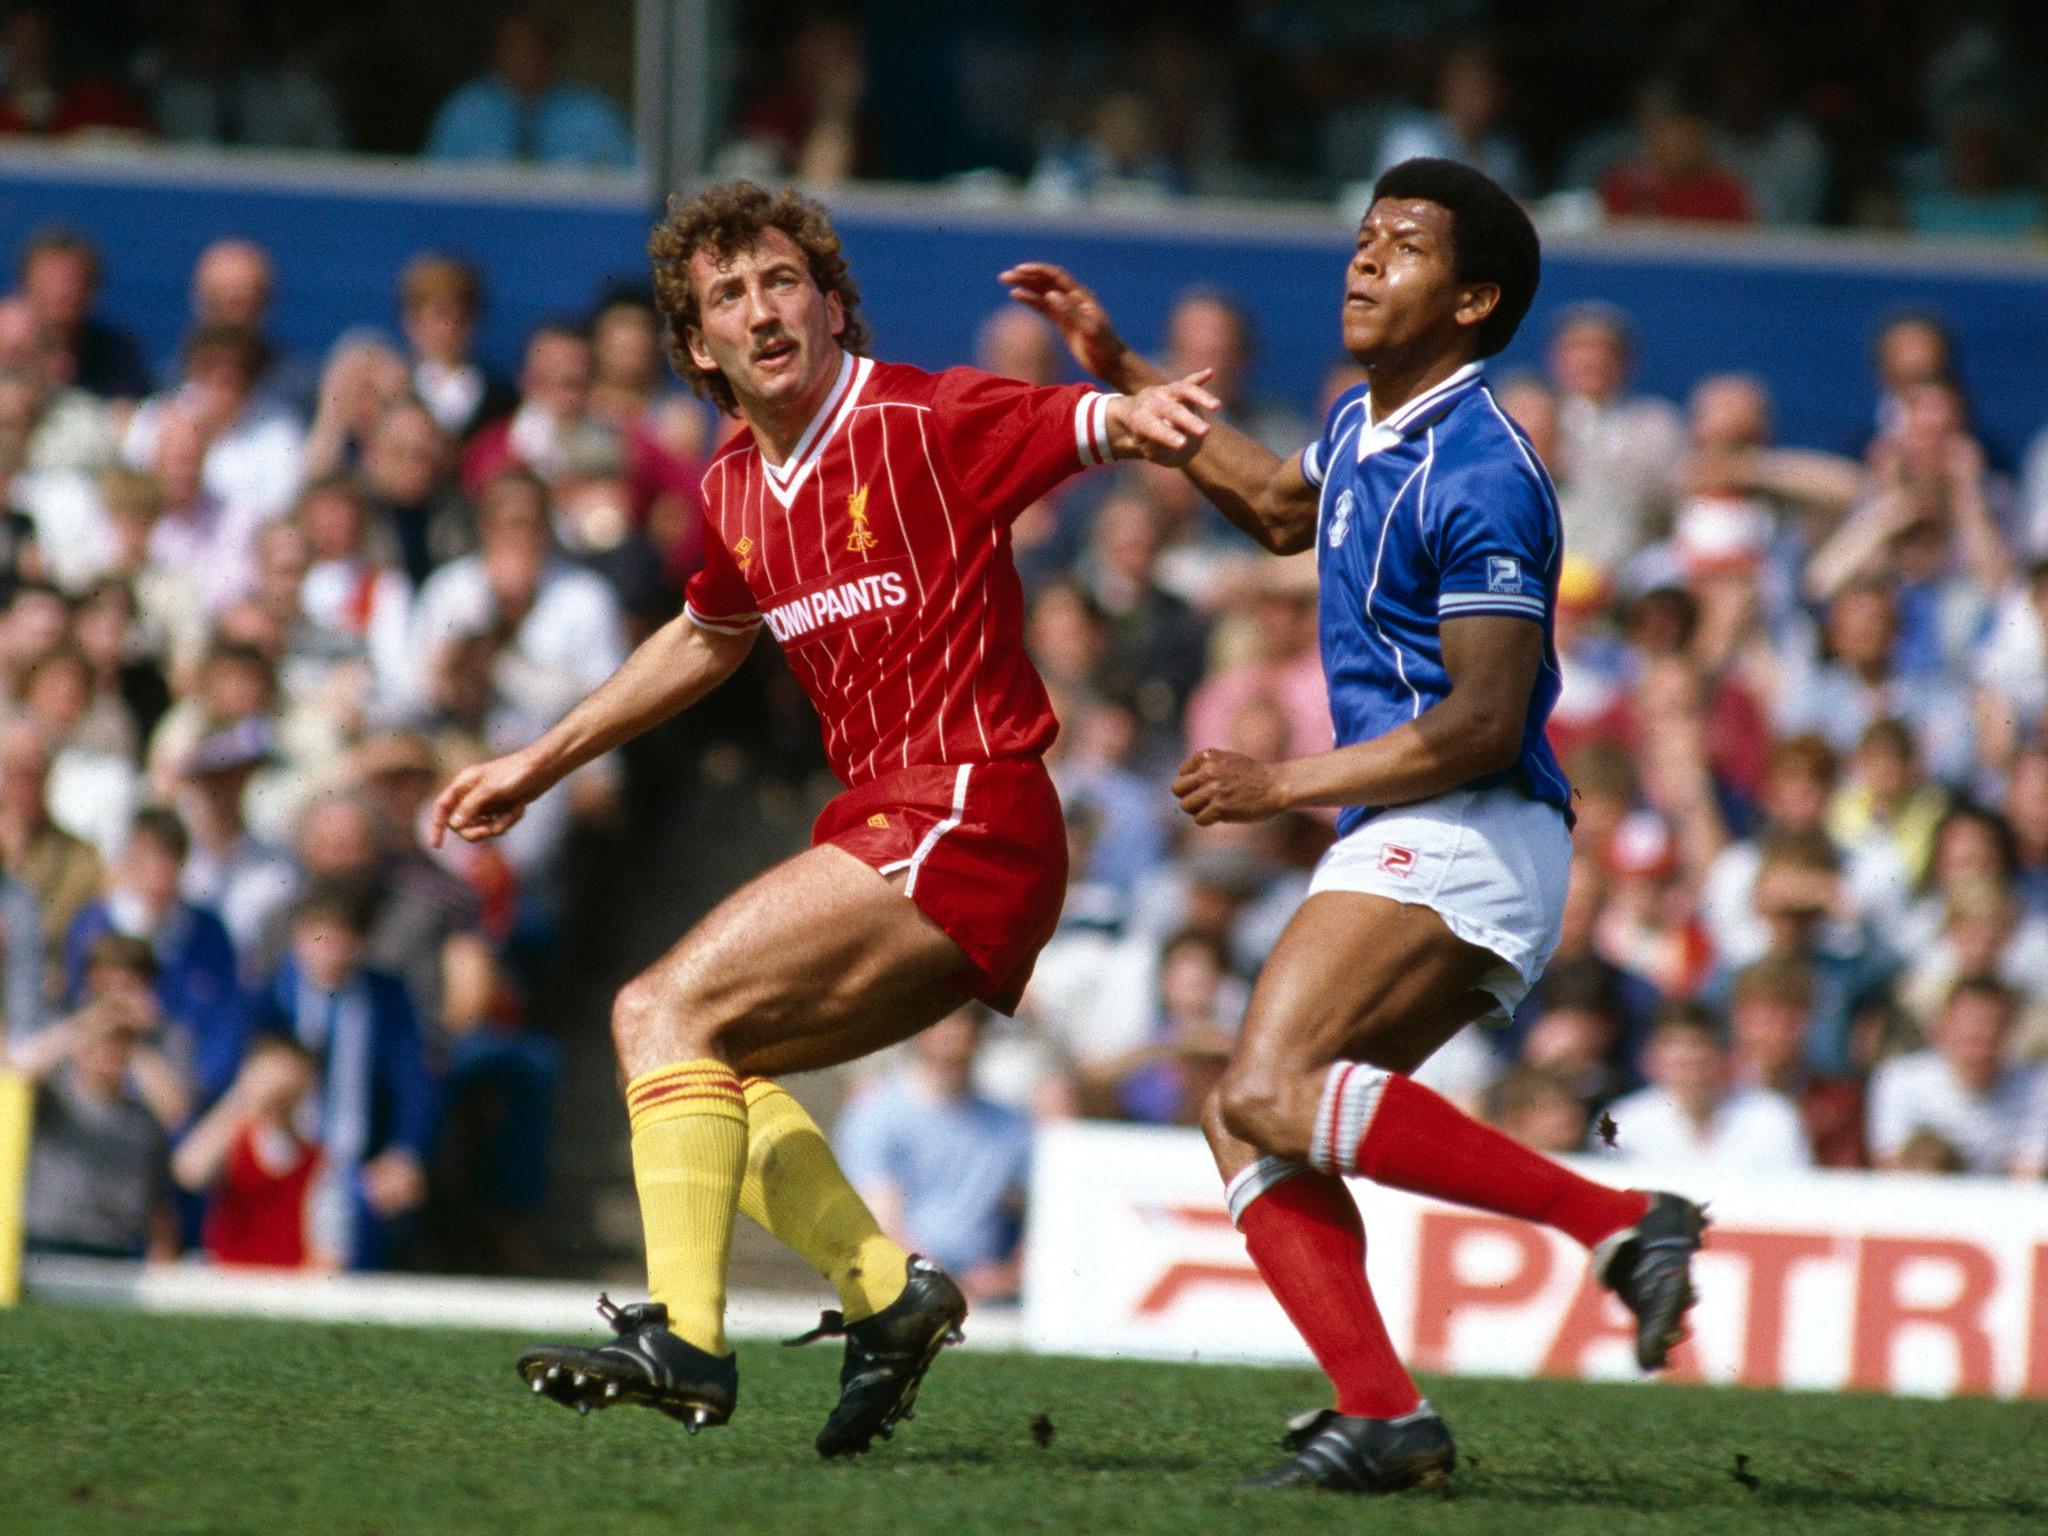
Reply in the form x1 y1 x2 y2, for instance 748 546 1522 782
757 350 870 508
1358 361 1483 459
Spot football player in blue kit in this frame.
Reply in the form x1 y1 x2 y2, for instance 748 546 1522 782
1006 158 1704 1495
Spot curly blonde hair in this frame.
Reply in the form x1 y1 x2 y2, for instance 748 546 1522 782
648 181 871 414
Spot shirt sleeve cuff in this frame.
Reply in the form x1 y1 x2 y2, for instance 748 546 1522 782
1074 390 1117 467
1301 441 1325 487
684 600 761 635
1437 591 1547 621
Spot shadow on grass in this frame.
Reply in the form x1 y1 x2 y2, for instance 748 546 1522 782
861 1443 1221 1476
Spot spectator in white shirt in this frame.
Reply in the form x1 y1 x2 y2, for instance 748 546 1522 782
0 296 117 476
174 717 297 964
1868 974 2048 1178
292 472 414 714
1900 877 2048 1033
397 255 513 443
1974 558 2048 753
142 402 258 613
1598 1002 1814 1170
1545 304 1684 574
1701 733 1909 968
0 366 111 590
21 643 138 861
408 468 625 726
122 324 305 536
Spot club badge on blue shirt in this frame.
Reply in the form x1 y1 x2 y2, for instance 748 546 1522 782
1329 489 1355 549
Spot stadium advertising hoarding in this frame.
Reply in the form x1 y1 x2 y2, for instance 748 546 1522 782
1024 1121 2048 1400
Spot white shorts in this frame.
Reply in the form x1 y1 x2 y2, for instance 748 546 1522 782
1305 785 1572 1023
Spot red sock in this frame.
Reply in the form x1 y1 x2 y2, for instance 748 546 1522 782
1315 1064 1649 1249
1228 1159 1421 1420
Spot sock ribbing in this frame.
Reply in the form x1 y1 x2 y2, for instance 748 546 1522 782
1309 1061 1391 1176
1236 1169 1422 1420
626 1059 747 1354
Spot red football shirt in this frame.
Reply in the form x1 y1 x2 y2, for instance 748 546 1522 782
202 1123 321 1269
684 353 1116 786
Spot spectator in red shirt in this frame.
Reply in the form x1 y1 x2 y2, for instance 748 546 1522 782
172 1034 329 1269
1595 809 1717 1002
1599 80 1755 225
0 7 153 140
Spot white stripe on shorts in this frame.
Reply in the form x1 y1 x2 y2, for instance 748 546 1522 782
898 764 972 898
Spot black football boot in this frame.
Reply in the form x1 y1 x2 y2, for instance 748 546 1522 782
1593 1190 1710 1370
516 1294 737 1431
1244 1403 1456 1493
785 1254 967 1457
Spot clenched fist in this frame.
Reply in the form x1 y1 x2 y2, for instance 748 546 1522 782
1172 749 1289 826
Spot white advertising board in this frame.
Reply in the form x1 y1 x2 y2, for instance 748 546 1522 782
1022 1120 2048 1399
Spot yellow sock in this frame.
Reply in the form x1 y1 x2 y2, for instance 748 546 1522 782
626 1059 748 1355
739 1076 909 1322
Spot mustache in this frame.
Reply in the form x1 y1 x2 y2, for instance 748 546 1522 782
751 330 797 360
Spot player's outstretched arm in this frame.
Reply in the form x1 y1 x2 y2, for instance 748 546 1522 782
1103 372 1222 469
1172 615 1541 824
1003 261 1318 554
430 615 754 846
1000 261 1164 395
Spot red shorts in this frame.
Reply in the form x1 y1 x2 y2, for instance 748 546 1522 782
813 758 1068 1015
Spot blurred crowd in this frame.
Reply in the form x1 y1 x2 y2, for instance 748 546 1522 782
9 3 2048 240
723 2 2048 238
0 2 633 167
2 219 716 1271
7 208 2048 1295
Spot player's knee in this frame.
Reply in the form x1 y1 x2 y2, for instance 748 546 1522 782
1217 1069 1293 1155
610 970 727 1063
608 974 663 1059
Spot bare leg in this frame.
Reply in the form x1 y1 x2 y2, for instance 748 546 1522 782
1215 889 1650 1255
1199 904 1446 1430
1214 892 1498 1161
610 844 971 1080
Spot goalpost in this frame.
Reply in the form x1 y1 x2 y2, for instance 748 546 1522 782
0 1068 29 1306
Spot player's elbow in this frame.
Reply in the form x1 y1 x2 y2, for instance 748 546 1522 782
1254 499 1315 555
1457 703 1525 778
1263 521 1315 556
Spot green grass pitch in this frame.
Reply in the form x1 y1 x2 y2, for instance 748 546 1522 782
3 1305 2045 1535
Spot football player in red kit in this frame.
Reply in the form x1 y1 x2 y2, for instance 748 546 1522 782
431 181 1218 1453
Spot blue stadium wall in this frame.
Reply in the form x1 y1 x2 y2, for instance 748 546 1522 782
4 155 2045 464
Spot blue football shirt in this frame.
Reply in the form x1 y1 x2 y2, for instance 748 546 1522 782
1300 362 1571 837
